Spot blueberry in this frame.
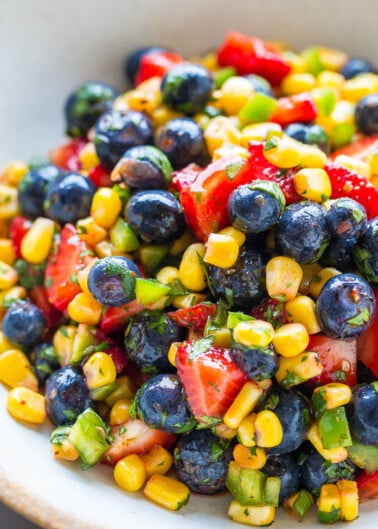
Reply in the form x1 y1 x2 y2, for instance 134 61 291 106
30 342 60 386
208 247 269 309
355 94 378 135
174 429 233 494
2 300 46 346
124 46 168 84
347 383 378 445
126 190 186 244
155 117 208 169
353 217 378 283
275 202 329 263
94 110 153 170
284 123 329 153
44 172 95 225
244 74 274 96
64 81 118 138
299 447 356 496
320 237 355 272
161 63 213 115
265 387 310 455
18 164 63 219
341 58 376 80
124 311 183 374
263 454 300 504
325 198 367 240
231 344 278 382
228 181 285 234
316 273 375 339
111 145 172 190
135 374 194 433
45 366 91 425
87 256 140 307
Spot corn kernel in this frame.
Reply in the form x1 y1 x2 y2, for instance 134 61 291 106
263 136 302 169
342 73 378 103
254 410 283 448
272 323 309 357
334 154 370 179
299 144 328 169
316 100 355 134
294 168 331 203
237 413 257 447
90 187 122 228
0 184 19 219
204 116 241 155
169 229 196 256
114 454 147 492
53 325 77 366
313 383 352 410
151 106 182 128
219 76 254 115
204 233 239 268
171 292 206 309
368 152 378 176
233 444 267 470
275 351 323 386
318 47 348 72
77 217 107 246
308 267 341 298
281 73 316 96
0 331 16 353
213 422 237 439
233 320 275 348
0 286 27 314
144 474 190 511
307 422 348 463
0 349 38 391
266 256 303 301
0 260 18 290
67 292 102 325
213 145 249 161
141 445 173 477
317 483 341 522
155 266 180 285
0 161 28 186
218 226 246 247
317 70 344 91
167 342 180 367
77 259 97 294
208 327 232 348
282 51 307 73
109 399 131 426
337 480 359 521
0 239 15 265
7 386 46 424
53 439 79 461
94 240 132 259
241 123 282 146
224 381 263 430
124 78 161 115
299 262 322 295
179 243 207 291
78 142 100 170
285 295 322 334
83 352 117 390
20 217 55 264
106 375 136 406
228 501 276 526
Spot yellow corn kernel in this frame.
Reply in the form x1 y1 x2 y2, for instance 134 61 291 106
0 260 18 290
307 422 348 463
151 106 182 128
233 320 275 348
90 187 122 228
317 70 344 91
317 483 341 520
0 287 27 313
0 239 15 265
299 262 322 295
299 144 328 169
276 351 323 386
0 349 38 391
83 352 117 390
282 51 307 73
204 116 242 155
319 47 348 72
94 240 132 259
179 243 207 291
337 480 359 521
204 233 239 268
266 256 303 302
209 327 232 348
308 267 341 298
293 168 331 203
228 501 276 526
241 123 282 146
285 295 322 334
141 444 173 477
109 399 131 426
169 229 196 256
218 226 246 247
237 413 257 447
0 161 28 187
78 142 100 170
213 145 249 161
167 342 180 367
20 217 55 264
254 410 283 448
194 52 219 71
313 383 352 410
155 266 180 285
77 217 107 246
67 292 102 326
368 152 378 176
144 474 190 511
0 331 16 353
124 78 161 115
219 76 254 116
171 292 206 309
52 439 79 461
334 154 370 179
77 259 97 294
213 422 237 439
263 136 302 169
53 325 76 366
342 73 378 103
7 386 46 424
272 323 309 358
0 221 9 238
281 73 316 96
233 444 267 470
0 184 19 219
224 381 263 430
316 100 355 134
106 375 136 406
114 454 147 492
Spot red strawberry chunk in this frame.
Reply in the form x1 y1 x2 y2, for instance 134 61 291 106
167 303 217 331
251 298 288 329
10 216 31 258
49 139 86 171
100 300 147 334
357 469 378 502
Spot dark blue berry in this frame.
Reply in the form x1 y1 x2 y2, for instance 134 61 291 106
45 366 91 425
94 110 153 170
87 256 140 307
30 342 60 386
316 273 375 339
275 202 329 263
2 300 46 346
135 374 194 433
44 172 95 225
341 58 376 80
231 344 278 382
263 454 301 504
64 81 118 138
124 46 168 85
111 145 172 190
347 383 378 445
325 198 367 240
155 117 208 169
355 94 378 135
353 217 378 283
161 63 213 115
126 190 186 244
124 311 183 374
174 429 233 494
18 164 63 219
320 237 355 272
284 123 329 153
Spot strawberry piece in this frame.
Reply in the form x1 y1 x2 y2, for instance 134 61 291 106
49 139 86 171
171 163 202 193
103 419 176 465
87 164 112 187
176 340 247 423
100 300 146 334
270 92 318 127
251 297 288 329
95 330 128 374
357 289 378 378
10 216 32 258
29 285 63 329
167 303 217 331
135 50 183 86
45 224 93 312
330 134 378 161
357 469 378 502
325 162 378 218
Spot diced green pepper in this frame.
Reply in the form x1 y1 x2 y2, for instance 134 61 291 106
90 382 119 401
139 244 169 274
301 47 324 76
226 461 266 506
329 124 356 149
238 93 277 124
109 218 140 253
312 87 337 116
227 311 255 329
70 324 97 365
68 408 110 468
317 507 340 524
319 406 352 449
264 476 281 507
135 277 171 305
214 67 237 89
293 490 313 521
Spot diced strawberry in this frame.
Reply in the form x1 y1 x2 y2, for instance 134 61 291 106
100 300 146 334
10 216 31 258
103 419 176 465
44 224 93 312
171 163 202 193
270 93 318 127
325 162 378 219
306 334 357 387
29 285 63 330
251 297 288 329
95 330 128 374
167 303 217 331
357 469 378 502
87 164 112 187
135 51 183 86
330 134 378 161
357 289 378 378
176 340 248 423
49 139 87 171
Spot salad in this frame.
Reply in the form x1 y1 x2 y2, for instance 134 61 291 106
1 29 378 527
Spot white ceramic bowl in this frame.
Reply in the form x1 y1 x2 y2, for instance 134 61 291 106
1 1 378 528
